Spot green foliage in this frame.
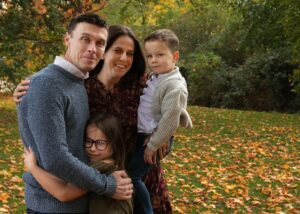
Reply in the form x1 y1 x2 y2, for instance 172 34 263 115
1 0 300 112
225 50 299 111
186 51 229 107
0 0 107 83
229 0 300 93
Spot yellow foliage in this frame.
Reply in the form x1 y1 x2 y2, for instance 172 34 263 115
25 60 36 70
3 58 14 67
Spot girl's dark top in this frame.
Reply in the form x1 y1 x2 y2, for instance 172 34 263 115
89 161 133 214
85 73 172 213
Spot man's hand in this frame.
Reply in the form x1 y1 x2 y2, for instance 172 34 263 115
144 147 157 164
111 170 133 200
13 79 30 104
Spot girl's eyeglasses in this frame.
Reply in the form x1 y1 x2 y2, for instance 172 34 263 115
84 137 110 151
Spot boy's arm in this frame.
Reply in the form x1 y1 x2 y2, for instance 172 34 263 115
147 84 189 152
24 147 87 202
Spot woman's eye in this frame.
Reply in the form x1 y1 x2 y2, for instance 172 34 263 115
127 52 134 57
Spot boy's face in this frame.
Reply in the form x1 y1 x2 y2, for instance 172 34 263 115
144 40 179 74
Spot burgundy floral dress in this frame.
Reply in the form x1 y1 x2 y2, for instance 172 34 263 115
85 74 172 213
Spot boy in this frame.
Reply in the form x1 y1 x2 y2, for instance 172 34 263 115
129 29 192 213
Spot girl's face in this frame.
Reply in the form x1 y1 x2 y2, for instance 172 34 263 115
103 35 135 80
85 124 113 163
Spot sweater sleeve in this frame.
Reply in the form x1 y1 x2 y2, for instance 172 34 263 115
147 84 188 151
25 76 116 197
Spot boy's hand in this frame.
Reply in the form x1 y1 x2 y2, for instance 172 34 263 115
158 141 169 160
144 147 157 164
24 147 37 172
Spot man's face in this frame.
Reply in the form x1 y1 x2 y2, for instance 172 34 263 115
64 22 108 73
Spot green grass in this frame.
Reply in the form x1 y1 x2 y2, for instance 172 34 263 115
1 97 299 213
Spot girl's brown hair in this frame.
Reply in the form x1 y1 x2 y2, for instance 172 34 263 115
86 113 126 169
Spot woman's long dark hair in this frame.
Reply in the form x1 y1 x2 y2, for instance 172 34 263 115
86 113 126 169
90 25 146 88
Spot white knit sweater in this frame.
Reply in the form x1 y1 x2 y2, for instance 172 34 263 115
147 67 193 151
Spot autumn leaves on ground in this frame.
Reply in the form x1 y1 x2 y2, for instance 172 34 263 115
0 95 299 213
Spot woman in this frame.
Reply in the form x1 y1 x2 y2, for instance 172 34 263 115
15 25 172 213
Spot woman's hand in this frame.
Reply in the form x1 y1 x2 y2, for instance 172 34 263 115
24 147 37 172
13 79 30 104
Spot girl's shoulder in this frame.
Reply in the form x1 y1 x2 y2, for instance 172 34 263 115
91 159 117 174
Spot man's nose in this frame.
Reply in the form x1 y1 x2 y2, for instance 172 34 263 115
88 43 97 53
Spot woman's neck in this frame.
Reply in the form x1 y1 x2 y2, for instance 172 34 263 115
97 69 121 91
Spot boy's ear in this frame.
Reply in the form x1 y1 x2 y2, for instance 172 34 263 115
173 51 180 62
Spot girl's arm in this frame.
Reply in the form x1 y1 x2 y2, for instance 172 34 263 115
24 147 88 202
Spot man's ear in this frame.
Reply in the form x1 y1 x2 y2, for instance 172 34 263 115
64 32 71 46
173 51 180 62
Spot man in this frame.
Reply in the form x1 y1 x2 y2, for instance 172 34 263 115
17 13 133 213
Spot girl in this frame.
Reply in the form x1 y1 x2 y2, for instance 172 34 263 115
24 113 133 214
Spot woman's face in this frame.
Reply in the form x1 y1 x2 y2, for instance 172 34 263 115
85 124 113 163
103 35 135 79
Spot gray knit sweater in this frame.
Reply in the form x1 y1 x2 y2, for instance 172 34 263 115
147 67 193 151
17 64 116 213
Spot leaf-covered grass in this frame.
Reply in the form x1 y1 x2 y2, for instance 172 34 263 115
0 96 299 213
0 95 25 213
163 106 300 213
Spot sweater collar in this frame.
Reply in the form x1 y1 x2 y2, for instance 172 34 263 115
150 66 180 80
54 56 89 80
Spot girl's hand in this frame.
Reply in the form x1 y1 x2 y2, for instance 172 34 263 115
13 79 30 104
24 147 37 172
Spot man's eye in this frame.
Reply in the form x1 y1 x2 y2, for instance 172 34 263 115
96 41 105 47
82 37 90 42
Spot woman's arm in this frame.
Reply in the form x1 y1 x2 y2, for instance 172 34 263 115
13 79 30 104
24 147 88 202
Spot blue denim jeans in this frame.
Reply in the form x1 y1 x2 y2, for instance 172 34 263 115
129 133 154 214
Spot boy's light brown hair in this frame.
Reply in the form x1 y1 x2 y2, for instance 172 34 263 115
144 29 179 52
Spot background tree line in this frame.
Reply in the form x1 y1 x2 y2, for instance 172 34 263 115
1 0 299 112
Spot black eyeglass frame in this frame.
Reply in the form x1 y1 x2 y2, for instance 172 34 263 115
84 137 110 151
